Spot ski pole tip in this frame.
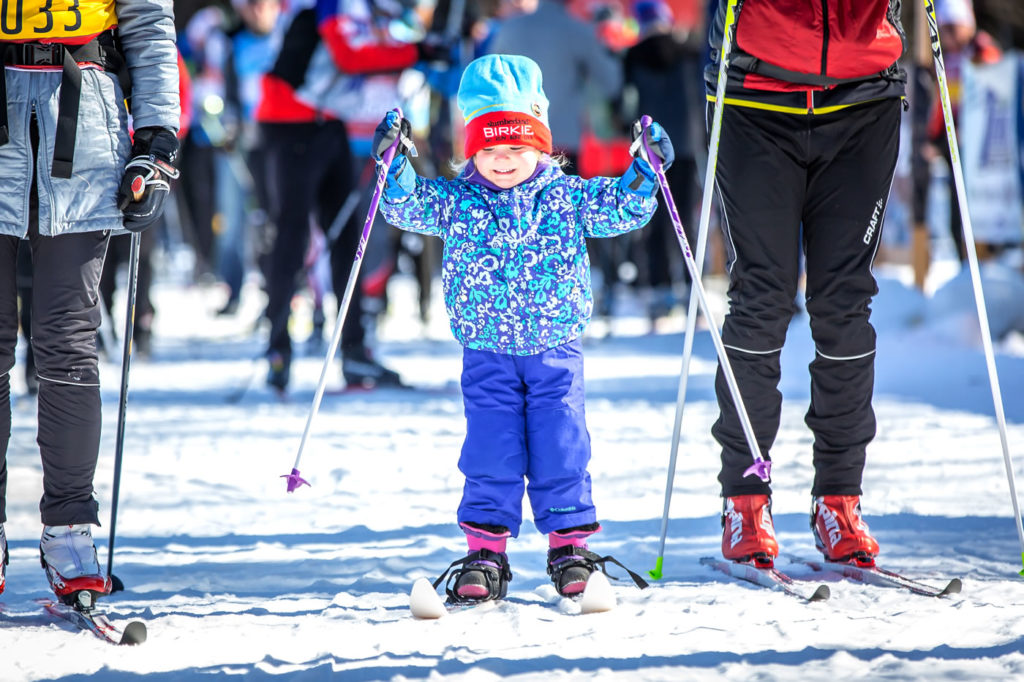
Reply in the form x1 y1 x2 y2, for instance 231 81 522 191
282 468 310 493
648 556 665 581
743 459 772 482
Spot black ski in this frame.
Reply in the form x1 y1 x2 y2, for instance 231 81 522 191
700 556 831 602
792 557 962 597
36 597 147 645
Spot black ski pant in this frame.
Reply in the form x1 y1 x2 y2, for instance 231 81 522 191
100 230 156 338
0 226 107 526
711 98 901 498
644 158 697 288
261 120 366 365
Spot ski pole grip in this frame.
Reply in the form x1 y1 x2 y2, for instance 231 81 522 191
638 115 662 173
380 107 405 167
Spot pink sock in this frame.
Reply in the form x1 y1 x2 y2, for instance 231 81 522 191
549 524 601 549
460 522 510 553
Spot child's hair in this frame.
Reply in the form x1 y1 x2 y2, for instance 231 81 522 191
449 152 569 178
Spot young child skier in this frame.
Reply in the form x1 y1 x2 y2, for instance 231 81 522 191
374 54 670 602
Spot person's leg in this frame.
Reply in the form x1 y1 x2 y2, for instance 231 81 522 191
16 240 35 392
801 98 900 497
323 129 403 386
133 227 157 356
453 355 522 602
30 227 109 526
213 150 246 308
97 234 122 323
179 138 218 279
909 64 934 290
262 124 317 387
521 339 596 535
0 236 19 525
457 347 528 536
320 122 366 355
710 104 806 497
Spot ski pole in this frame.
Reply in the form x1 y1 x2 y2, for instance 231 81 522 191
281 108 405 493
639 112 769 571
649 0 742 580
324 159 377 249
922 0 1024 575
106 231 142 590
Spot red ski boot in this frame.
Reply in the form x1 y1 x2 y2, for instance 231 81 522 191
722 495 778 567
811 495 879 567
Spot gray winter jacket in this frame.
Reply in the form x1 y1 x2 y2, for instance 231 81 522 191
487 0 621 154
0 0 180 237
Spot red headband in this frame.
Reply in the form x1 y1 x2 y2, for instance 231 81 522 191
464 110 553 159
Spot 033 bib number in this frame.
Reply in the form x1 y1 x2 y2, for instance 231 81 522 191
1 0 115 39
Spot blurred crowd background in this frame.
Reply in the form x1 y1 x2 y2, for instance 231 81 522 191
21 0 1022 393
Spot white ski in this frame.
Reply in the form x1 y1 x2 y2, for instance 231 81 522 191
409 577 447 619
578 570 616 613
408 570 617 619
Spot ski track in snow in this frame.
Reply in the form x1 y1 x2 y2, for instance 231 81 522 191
3 270 1024 681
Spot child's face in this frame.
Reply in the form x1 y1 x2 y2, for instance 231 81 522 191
474 145 541 189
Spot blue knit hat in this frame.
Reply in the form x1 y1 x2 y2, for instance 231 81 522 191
456 54 552 159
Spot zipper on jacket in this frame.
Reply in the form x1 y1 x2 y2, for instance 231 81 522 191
819 0 829 78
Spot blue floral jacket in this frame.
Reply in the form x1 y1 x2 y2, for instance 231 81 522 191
380 162 657 355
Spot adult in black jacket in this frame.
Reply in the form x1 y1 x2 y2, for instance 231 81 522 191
623 1 701 319
706 0 906 570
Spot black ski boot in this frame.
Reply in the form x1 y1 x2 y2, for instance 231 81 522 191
266 351 290 392
435 548 512 604
547 545 601 596
547 547 650 597
342 346 403 389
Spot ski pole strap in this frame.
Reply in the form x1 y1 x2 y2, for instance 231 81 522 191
585 550 650 590
430 552 475 591
51 46 84 179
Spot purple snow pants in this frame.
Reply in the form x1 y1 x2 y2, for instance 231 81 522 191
457 339 597 536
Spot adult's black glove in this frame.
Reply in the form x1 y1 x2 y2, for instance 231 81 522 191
117 127 181 232
628 119 675 171
372 111 418 161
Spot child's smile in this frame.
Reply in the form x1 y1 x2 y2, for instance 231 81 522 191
475 145 541 189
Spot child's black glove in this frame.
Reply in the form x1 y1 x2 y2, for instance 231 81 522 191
117 127 181 232
372 111 418 162
373 112 418 201
629 119 674 171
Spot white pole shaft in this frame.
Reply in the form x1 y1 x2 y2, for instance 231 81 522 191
652 0 745 573
922 0 1024 564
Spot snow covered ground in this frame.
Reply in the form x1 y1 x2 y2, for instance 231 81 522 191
3 253 1024 681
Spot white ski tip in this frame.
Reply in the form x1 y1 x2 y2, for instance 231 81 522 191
579 571 616 614
409 578 446 619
